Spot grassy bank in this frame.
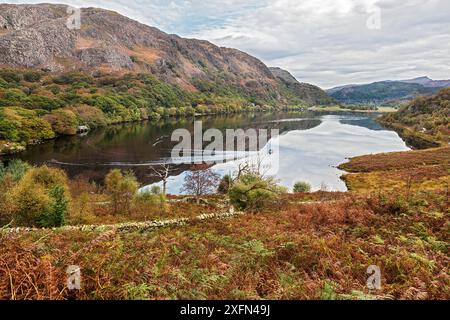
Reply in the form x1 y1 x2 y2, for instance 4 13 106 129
340 146 449 193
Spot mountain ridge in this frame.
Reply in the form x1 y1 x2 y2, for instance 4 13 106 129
269 67 336 105
327 76 450 105
0 3 332 106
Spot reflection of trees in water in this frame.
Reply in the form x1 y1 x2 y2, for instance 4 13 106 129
10 111 324 183
270 119 322 135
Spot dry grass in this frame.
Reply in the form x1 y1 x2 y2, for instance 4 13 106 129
65 176 227 226
126 46 162 65
340 146 449 173
75 36 100 50
341 147 449 193
1 191 448 300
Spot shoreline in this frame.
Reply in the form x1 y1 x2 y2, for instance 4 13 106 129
1 107 311 157
308 106 398 113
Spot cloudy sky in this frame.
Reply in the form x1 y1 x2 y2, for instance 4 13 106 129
4 0 450 88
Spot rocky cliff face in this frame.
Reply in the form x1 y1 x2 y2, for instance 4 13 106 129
0 3 331 105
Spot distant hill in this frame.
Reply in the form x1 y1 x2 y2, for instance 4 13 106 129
399 76 450 88
327 77 450 105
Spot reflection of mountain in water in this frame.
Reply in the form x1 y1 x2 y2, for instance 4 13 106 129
268 119 322 135
6 112 322 183
4 111 400 186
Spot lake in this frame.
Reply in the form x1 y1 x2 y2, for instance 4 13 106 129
5 111 410 193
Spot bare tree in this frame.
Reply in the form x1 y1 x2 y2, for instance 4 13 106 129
149 161 176 196
181 164 220 203
235 162 251 181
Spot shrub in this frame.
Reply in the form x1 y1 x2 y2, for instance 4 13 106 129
105 169 139 214
23 165 68 190
39 185 69 228
71 105 107 128
135 190 166 206
229 173 286 212
0 174 16 225
0 107 55 142
0 69 21 84
43 109 78 135
0 114 19 140
293 181 312 193
150 185 162 195
0 77 8 88
7 166 70 227
10 182 51 226
0 159 30 182
23 71 43 83
24 95 65 111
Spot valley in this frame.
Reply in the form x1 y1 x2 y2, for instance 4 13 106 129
0 2 448 302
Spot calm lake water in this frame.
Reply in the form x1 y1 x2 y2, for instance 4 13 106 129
6 111 410 193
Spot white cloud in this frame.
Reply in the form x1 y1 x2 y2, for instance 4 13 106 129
3 0 450 88
190 0 450 88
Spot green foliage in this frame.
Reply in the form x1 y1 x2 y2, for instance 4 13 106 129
6 165 70 227
39 185 68 227
0 107 55 142
25 165 68 189
10 182 51 226
293 181 312 193
0 159 30 182
319 281 338 300
229 173 286 212
105 169 139 214
150 185 162 195
52 72 93 85
0 69 22 84
380 88 450 147
23 71 43 83
0 77 8 89
135 190 166 206
43 109 78 135
0 69 330 151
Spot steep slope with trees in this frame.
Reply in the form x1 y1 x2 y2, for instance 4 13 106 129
0 3 331 106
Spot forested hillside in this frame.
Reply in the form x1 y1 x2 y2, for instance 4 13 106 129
0 69 306 154
379 88 450 148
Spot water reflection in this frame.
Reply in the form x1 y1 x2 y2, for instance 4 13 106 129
4 112 409 192
143 114 410 193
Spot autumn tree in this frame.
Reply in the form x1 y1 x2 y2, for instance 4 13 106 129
7 165 70 227
293 181 312 193
181 164 220 203
105 169 139 214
